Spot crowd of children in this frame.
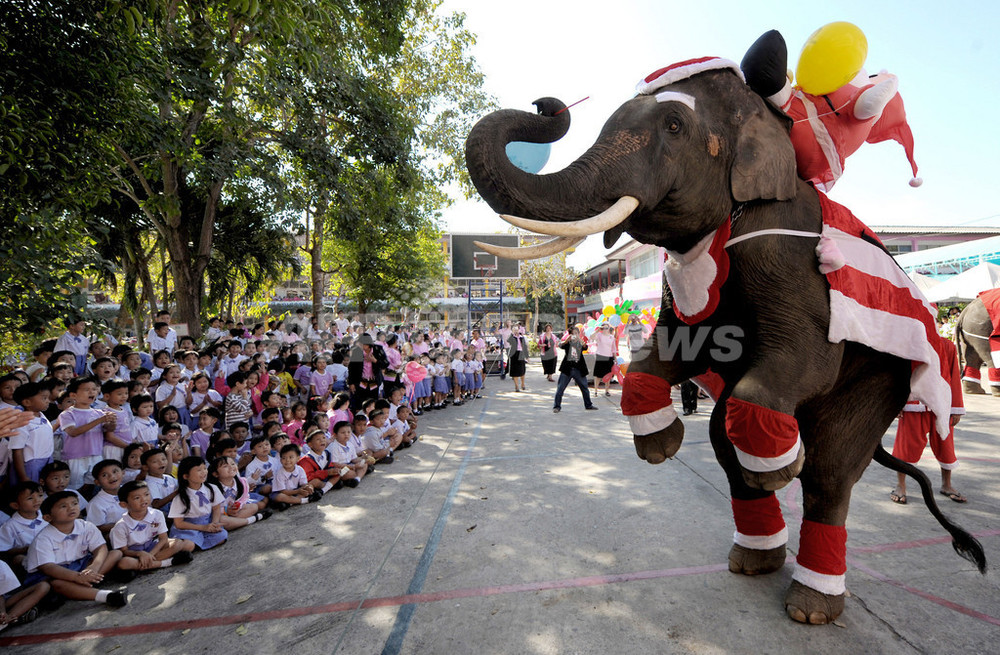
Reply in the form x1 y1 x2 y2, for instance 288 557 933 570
0 311 489 633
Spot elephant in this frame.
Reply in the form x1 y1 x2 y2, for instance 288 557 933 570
464 47 986 624
955 294 1000 395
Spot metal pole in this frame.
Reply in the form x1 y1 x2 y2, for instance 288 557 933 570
467 279 472 341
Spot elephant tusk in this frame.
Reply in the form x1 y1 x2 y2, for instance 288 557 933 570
473 236 584 260
498 196 639 237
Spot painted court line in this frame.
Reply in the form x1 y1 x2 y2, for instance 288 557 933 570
4 531 998 647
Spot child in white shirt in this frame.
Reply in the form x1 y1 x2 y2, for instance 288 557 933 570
167 457 228 550
111 480 194 571
0 482 47 569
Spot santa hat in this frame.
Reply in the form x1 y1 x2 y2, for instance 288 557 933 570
868 92 923 187
636 57 745 96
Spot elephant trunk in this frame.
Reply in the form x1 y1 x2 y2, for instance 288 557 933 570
465 98 639 231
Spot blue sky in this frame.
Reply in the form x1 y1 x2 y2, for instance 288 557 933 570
439 0 1000 269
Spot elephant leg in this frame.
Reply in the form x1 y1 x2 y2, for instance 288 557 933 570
623 322 704 464
961 365 986 394
989 368 1000 396
786 346 909 624
710 402 789 575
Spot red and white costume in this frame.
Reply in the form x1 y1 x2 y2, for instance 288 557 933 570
966 289 1000 391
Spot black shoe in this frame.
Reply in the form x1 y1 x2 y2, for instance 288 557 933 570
585 405 598 410
308 490 323 503
257 509 274 522
273 501 291 512
380 455 394 464
332 480 344 490
553 407 561 413
344 478 360 488
41 592 66 611
413 409 423 416
13 607 38 625
682 409 693 416
172 550 193 565
106 589 128 608
399 440 412 449
108 569 136 584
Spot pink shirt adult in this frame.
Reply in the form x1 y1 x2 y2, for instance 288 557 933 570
593 331 615 357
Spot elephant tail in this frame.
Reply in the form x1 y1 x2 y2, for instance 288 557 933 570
954 305 969 371
873 444 987 573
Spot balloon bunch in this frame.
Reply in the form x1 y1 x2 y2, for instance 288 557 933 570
581 299 659 339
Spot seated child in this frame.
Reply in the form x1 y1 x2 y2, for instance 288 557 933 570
0 482 47 569
25 491 127 607
40 461 88 516
87 459 127 536
362 408 400 463
187 408 221 460
394 405 418 447
270 444 322 510
207 456 271 528
139 448 178 511
129 394 159 447
0 558 48 631
9 382 55 484
167 457 228 551
327 420 368 487
244 435 277 496
298 429 341 495
228 422 254 471
121 443 144 483
111 481 194 571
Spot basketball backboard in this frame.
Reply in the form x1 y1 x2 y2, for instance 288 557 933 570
449 234 521 280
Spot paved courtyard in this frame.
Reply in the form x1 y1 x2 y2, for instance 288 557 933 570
2 364 998 654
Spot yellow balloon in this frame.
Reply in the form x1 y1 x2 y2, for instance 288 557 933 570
602 305 616 316
795 21 867 96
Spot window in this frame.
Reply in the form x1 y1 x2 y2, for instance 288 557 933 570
630 249 660 279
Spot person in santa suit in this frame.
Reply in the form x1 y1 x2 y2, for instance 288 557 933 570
741 29 922 193
889 337 967 504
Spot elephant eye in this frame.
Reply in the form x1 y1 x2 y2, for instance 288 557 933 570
667 120 681 134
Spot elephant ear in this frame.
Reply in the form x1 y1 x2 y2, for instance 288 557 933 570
730 109 798 202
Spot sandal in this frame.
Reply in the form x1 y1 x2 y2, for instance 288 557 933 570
889 490 907 504
939 489 967 503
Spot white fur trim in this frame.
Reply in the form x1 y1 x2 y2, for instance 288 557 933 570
654 91 696 111
853 75 898 121
663 230 717 318
902 401 926 412
989 379 1000 387
636 58 744 95
792 564 846 596
733 436 802 473
992 351 1000 369
962 376 982 384
767 79 792 110
939 460 959 471
734 527 788 551
909 177 923 188
952 407 967 415
627 405 678 436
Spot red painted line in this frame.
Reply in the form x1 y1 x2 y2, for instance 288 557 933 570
848 559 1000 627
0 562 730 646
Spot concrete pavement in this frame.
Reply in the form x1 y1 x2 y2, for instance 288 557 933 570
2 363 998 654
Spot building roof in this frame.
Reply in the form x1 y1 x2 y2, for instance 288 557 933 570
870 225 1000 235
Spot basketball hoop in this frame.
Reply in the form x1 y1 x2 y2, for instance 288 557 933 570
479 265 497 287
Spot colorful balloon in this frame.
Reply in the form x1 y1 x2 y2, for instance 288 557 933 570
584 326 596 337
608 314 622 327
795 22 867 96
616 356 625 365
505 141 551 174
602 305 616 316
405 361 426 383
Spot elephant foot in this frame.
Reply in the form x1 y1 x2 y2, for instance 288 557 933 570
633 420 685 464
963 380 987 395
728 543 786 576
740 445 805 491
784 580 845 625
991 387 1000 397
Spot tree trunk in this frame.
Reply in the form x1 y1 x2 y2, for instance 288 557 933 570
310 224 325 319
533 296 540 335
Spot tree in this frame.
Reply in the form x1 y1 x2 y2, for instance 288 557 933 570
103 0 409 338
509 239 581 334
322 164 446 315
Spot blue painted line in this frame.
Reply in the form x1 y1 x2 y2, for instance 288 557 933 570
381 400 491 655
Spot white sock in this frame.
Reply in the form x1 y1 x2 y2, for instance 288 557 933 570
299 497 309 504
160 558 173 568
322 481 334 493
95 590 111 602
245 515 257 525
